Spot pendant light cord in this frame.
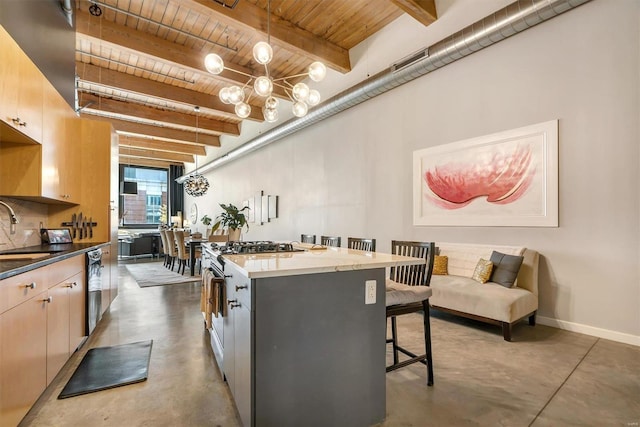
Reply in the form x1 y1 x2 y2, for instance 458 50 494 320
194 106 199 172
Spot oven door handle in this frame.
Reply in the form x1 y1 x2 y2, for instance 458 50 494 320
208 266 225 280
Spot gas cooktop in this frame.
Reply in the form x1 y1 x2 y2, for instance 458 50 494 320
217 241 302 254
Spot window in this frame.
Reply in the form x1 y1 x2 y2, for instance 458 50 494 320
120 165 168 227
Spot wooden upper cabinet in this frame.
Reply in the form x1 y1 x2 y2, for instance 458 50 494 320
0 25 43 145
42 81 80 204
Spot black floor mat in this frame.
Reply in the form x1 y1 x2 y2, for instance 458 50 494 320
58 340 153 399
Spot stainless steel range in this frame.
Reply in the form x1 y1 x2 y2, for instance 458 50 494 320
202 240 301 272
219 240 300 255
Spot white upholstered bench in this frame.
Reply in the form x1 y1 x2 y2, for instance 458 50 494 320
428 242 539 341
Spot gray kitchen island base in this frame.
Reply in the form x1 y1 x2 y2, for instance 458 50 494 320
212 262 387 427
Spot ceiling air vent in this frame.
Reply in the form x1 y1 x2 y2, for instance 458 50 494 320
392 48 429 73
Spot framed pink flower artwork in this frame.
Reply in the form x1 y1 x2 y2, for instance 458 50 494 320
413 120 558 227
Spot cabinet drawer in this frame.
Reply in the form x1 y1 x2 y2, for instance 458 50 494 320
47 255 84 288
0 268 46 314
234 279 251 308
226 265 251 309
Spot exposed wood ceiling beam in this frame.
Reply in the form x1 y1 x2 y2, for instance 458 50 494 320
75 10 289 99
119 135 207 156
120 146 195 163
390 0 437 26
77 92 240 136
119 156 179 168
76 62 263 122
83 114 221 146
186 0 351 73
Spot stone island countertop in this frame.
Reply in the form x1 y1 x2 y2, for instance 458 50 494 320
220 245 425 279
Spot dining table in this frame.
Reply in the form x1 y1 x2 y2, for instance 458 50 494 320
185 237 207 276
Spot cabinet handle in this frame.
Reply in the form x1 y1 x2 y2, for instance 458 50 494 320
229 302 241 309
43 296 52 303
227 299 238 306
224 274 233 278
235 284 248 291
66 282 77 288
11 117 26 127
25 282 37 289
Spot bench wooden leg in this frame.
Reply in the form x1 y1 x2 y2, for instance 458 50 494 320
528 312 536 326
502 322 512 341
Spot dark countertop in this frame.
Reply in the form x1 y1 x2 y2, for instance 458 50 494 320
0 242 109 280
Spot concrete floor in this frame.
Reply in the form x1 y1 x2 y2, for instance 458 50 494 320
21 262 640 426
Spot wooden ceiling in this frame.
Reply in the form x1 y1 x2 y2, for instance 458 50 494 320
74 0 437 168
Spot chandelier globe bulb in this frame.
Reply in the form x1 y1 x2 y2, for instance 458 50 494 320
264 96 279 109
254 76 273 97
308 61 326 82
263 106 279 122
253 41 273 65
204 53 225 75
219 87 232 104
292 101 308 117
235 102 251 118
228 86 245 104
292 82 310 101
307 89 321 106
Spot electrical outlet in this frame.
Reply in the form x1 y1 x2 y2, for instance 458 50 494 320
365 280 376 304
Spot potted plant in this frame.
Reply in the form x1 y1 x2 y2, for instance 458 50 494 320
213 203 250 241
201 214 212 237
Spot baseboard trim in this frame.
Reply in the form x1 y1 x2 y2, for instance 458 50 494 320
537 316 640 347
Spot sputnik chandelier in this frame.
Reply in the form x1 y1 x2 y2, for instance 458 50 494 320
184 107 210 197
203 0 326 123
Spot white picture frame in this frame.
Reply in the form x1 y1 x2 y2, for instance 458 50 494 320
413 120 558 227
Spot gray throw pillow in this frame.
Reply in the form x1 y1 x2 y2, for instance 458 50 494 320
489 251 524 288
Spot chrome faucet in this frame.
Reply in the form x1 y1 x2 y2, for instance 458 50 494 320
0 200 18 235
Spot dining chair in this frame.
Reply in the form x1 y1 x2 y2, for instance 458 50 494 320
300 234 316 244
347 237 376 252
173 230 190 275
164 229 178 271
159 230 170 267
386 240 436 386
320 235 341 247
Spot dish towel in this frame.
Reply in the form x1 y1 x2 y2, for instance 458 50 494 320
201 269 214 329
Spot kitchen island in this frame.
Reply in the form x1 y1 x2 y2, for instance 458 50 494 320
201 243 425 427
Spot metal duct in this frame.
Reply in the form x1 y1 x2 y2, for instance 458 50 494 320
177 0 590 183
60 0 73 27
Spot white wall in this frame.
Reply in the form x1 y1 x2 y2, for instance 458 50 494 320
187 0 640 345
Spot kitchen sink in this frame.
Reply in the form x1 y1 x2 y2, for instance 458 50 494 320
0 253 51 261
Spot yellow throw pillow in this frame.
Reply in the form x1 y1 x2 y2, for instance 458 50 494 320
471 258 494 284
433 255 448 275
